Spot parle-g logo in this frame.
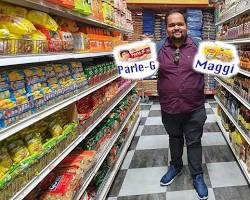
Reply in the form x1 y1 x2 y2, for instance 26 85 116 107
113 39 159 79
193 41 239 77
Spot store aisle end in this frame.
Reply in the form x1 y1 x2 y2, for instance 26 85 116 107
107 99 250 200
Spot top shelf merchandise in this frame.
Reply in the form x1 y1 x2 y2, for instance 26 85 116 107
0 0 133 66
0 0 133 33
215 0 250 26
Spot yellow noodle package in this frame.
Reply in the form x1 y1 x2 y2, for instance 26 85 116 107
27 10 58 31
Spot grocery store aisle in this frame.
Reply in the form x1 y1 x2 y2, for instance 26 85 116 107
107 99 250 200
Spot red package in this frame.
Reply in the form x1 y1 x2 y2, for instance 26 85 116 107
59 31 74 51
47 0 74 9
37 26 63 52
40 172 77 200
76 95 91 113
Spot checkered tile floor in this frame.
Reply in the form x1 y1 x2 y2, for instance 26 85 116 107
107 99 250 200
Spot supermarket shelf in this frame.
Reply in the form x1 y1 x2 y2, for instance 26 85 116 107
9 82 137 200
221 38 250 44
1 0 132 34
0 75 121 141
0 52 113 67
215 6 250 26
74 98 140 200
214 96 250 145
239 69 250 78
215 77 250 111
96 114 141 200
215 114 250 183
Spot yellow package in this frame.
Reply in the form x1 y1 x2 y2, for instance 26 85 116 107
25 31 47 54
216 48 234 62
27 10 58 31
48 120 63 137
20 130 44 155
0 27 9 38
6 136 30 163
0 144 13 177
0 2 27 18
0 99 15 110
0 15 36 35
5 33 22 55
203 44 219 60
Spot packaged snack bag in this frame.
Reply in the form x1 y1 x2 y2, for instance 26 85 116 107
28 31 47 54
57 18 79 33
20 129 44 154
27 10 58 31
0 144 13 177
48 119 63 137
72 33 86 52
59 31 74 51
39 172 78 200
47 0 74 9
0 2 27 18
0 15 36 35
74 0 92 16
6 135 30 163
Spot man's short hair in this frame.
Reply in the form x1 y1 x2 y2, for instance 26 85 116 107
120 50 130 57
165 9 186 25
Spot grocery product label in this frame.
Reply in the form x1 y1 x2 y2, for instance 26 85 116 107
113 39 159 79
193 41 239 77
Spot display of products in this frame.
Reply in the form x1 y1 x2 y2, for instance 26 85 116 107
217 85 250 135
45 0 132 31
137 79 158 97
202 12 216 40
0 59 119 129
83 105 140 198
0 1 130 56
24 92 139 200
0 108 77 197
239 50 250 71
217 106 250 173
219 75 250 103
128 12 142 42
186 9 203 40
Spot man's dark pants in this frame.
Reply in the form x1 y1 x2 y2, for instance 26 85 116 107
161 106 207 176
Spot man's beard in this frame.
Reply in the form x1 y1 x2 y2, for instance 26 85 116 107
170 33 187 43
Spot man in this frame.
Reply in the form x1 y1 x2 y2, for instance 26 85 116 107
120 50 132 62
157 9 208 200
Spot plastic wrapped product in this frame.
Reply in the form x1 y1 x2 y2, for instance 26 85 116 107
6 135 30 163
20 129 44 155
0 15 36 35
27 10 58 31
0 144 13 178
39 172 78 200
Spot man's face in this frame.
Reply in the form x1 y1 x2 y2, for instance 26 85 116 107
166 13 187 41
121 52 129 59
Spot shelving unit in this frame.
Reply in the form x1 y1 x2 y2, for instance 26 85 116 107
215 77 250 111
9 82 137 200
214 96 250 145
96 114 141 200
0 75 121 141
215 6 250 26
221 38 250 44
74 99 140 200
0 52 113 67
215 113 250 183
1 0 132 33
239 69 250 78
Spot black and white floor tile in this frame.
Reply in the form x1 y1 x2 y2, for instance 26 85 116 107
107 100 250 200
